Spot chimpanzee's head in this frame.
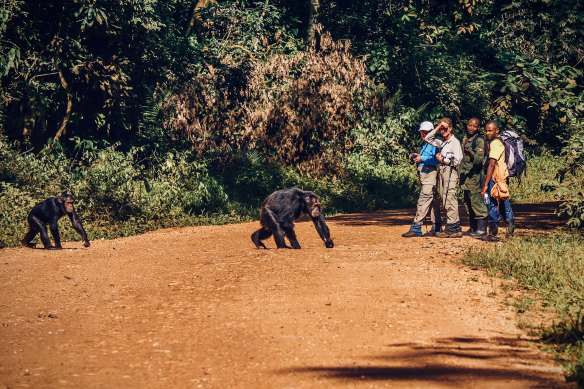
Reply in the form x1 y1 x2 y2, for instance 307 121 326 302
58 193 75 214
304 193 322 218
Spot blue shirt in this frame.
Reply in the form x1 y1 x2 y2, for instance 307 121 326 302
418 142 439 167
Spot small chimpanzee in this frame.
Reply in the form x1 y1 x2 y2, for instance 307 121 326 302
22 193 90 249
251 187 334 249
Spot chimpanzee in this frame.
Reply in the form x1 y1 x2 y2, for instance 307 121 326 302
22 193 90 249
251 187 334 249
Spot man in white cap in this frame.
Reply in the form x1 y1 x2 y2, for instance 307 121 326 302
402 121 442 237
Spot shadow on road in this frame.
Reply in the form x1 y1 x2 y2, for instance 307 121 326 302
327 201 565 230
282 336 566 386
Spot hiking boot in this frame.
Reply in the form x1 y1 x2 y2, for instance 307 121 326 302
436 231 463 238
470 219 488 238
483 234 500 242
488 222 499 236
402 230 421 238
463 218 477 236
423 223 441 237
507 220 515 236
483 222 499 242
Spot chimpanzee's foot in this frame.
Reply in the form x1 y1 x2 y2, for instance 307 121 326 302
22 240 36 248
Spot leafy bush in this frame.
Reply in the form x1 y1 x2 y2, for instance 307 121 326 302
163 4 383 177
0 136 236 248
556 126 584 229
0 133 418 248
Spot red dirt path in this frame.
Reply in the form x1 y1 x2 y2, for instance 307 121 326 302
0 202 572 388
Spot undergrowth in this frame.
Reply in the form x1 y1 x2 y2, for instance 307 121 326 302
510 151 565 203
0 136 417 248
463 233 584 385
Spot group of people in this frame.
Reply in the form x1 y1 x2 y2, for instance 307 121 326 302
402 117 515 241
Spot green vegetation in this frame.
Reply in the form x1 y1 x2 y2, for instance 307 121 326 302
510 152 564 203
463 234 584 385
0 135 418 247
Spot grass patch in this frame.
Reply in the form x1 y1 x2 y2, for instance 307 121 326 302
463 232 584 385
510 152 563 203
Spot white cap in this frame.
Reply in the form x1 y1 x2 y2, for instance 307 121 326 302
419 121 434 132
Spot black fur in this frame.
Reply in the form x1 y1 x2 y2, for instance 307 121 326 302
22 193 90 249
251 187 333 249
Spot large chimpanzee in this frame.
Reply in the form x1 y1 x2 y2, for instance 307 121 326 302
22 193 90 249
251 187 334 249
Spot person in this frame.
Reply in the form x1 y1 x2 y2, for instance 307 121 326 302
425 117 464 238
459 118 488 237
402 121 442 237
481 120 515 241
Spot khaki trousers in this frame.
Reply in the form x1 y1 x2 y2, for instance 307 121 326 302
413 165 440 226
439 166 460 225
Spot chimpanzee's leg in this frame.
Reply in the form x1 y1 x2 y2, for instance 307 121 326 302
49 222 62 249
251 228 272 249
22 226 38 248
30 216 53 249
284 227 301 249
262 206 289 248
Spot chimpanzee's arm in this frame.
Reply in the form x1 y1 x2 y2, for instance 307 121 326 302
68 211 90 247
311 214 334 248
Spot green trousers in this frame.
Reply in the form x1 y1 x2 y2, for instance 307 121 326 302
463 188 488 220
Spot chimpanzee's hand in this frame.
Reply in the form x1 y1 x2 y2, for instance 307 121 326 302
325 239 334 248
84 241 91 248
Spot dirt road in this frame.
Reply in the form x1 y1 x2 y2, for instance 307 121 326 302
0 202 570 388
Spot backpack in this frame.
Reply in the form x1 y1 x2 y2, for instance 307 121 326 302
500 130 526 183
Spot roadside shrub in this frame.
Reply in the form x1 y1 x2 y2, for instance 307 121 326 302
556 126 584 229
0 137 234 248
163 19 378 177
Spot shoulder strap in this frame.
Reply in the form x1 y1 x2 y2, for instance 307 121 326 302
471 134 483 151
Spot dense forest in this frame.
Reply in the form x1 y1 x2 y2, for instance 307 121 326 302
1 0 583 241
2 0 584 382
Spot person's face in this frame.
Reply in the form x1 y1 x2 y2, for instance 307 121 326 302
439 121 452 139
467 119 479 136
485 123 499 140
420 130 428 140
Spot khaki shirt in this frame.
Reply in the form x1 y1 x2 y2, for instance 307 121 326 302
424 128 463 167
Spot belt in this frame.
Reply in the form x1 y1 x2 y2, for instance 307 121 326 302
420 165 437 174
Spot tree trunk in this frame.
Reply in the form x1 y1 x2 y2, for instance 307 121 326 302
185 0 217 36
306 0 319 42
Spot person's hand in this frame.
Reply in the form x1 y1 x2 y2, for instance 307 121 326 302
435 153 443 163
413 154 422 163
481 186 487 197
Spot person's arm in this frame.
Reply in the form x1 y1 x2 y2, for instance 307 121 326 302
481 158 496 197
452 140 463 166
419 144 438 164
425 127 444 149
472 138 485 167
